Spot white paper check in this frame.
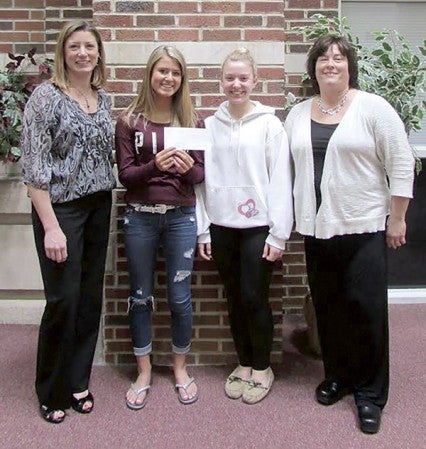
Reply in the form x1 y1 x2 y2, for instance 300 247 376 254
164 127 212 152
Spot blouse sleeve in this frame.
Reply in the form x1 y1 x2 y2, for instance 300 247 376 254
21 83 56 190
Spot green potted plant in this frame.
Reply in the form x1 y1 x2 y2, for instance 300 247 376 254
0 48 52 164
286 14 426 174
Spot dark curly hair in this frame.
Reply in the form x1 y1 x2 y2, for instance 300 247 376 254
307 34 359 94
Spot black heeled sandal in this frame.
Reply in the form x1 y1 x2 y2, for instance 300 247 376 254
71 391 94 414
40 404 66 424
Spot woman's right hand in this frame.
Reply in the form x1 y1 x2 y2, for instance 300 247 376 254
26 186 68 263
198 243 212 261
44 227 68 263
155 147 176 172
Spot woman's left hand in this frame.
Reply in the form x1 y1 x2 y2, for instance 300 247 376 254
173 150 194 174
262 243 284 262
386 216 407 249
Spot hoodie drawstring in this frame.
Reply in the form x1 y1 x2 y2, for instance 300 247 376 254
230 120 243 167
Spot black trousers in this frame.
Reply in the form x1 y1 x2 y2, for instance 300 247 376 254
305 231 389 408
210 224 274 371
32 191 112 410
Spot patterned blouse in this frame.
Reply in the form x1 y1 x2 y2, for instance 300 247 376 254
21 82 116 203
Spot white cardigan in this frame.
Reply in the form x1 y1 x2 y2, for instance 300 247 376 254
284 91 414 239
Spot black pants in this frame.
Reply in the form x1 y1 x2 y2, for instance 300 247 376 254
305 232 389 408
210 224 274 371
32 191 112 410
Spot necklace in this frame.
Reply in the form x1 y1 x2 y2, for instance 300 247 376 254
71 86 92 111
317 89 349 115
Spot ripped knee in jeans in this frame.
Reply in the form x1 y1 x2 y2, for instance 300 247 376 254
128 294 155 313
173 270 191 283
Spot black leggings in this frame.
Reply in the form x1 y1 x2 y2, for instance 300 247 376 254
210 224 274 370
305 232 389 408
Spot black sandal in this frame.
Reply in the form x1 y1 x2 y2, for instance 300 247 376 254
71 391 94 414
40 405 66 424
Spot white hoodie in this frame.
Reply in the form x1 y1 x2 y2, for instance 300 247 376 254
196 101 294 250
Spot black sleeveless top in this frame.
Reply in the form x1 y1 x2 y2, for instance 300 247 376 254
311 120 338 211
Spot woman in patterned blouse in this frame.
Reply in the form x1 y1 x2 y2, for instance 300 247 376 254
20 20 116 424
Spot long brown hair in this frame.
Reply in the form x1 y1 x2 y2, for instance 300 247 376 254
51 20 107 90
122 45 197 128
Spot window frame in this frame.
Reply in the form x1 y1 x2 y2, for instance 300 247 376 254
341 0 426 155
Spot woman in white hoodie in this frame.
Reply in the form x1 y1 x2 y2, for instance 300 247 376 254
197 48 293 404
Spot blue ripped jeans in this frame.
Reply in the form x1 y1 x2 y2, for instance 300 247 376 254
123 206 196 356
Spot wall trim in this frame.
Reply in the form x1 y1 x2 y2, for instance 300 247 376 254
104 41 285 65
0 300 105 364
0 299 44 324
1 290 424 326
388 288 426 304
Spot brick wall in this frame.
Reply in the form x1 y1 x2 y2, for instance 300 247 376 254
0 0 44 54
45 0 93 52
101 0 292 366
0 0 92 55
0 0 337 365
100 0 337 366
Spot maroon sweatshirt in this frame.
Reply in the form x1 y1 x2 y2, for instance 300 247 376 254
115 116 205 206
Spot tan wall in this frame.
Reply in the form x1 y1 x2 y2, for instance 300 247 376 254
0 170 43 293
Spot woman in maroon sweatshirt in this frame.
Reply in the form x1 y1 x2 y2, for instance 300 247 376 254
115 45 204 409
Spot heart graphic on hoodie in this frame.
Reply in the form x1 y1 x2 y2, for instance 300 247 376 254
237 199 259 218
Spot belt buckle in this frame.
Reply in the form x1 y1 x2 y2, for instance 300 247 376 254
155 204 168 214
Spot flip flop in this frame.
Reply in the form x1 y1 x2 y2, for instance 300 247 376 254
175 376 199 405
126 383 150 410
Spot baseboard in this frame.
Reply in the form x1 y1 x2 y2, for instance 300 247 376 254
0 299 44 324
388 288 426 304
0 299 105 364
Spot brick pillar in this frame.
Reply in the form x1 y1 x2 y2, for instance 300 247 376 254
98 0 337 366
99 1 285 365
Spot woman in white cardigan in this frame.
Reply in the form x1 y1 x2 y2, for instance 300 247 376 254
285 34 414 434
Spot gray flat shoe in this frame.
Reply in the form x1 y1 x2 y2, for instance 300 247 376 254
175 377 199 405
126 383 150 410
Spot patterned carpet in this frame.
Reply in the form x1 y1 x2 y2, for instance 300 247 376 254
0 304 424 449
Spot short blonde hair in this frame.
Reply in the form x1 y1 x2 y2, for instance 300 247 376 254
222 47 257 78
51 20 107 90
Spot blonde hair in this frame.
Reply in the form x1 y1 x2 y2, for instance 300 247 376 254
51 20 107 90
122 45 197 128
222 47 257 78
